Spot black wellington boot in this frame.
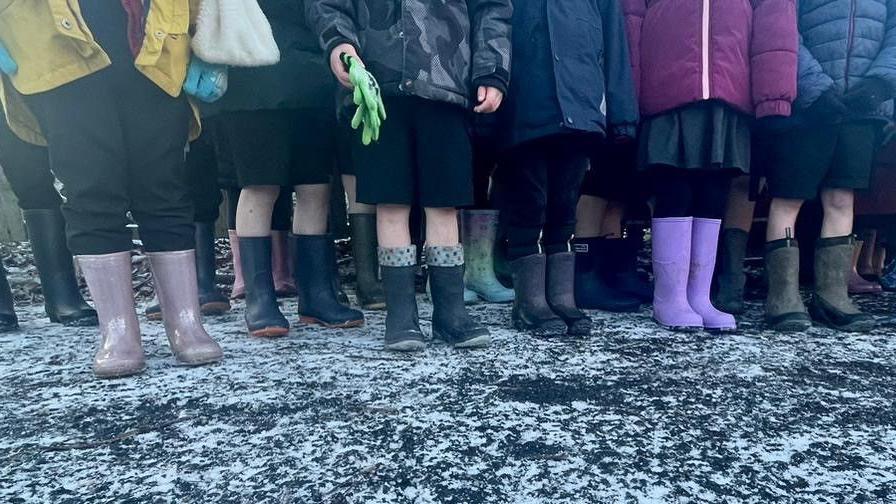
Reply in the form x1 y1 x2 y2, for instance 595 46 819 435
713 228 748 315
572 238 641 312
381 264 426 352
809 236 876 333
240 237 290 337
349 214 386 310
193 222 231 316
23 209 97 327
293 235 365 329
429 263 491 349
510 254 568 336
0 261 19 332
605 235 654 303
547 252 592 336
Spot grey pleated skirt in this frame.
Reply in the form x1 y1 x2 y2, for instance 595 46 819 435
639 100 751 173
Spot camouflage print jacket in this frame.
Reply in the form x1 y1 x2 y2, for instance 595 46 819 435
305 0 512 109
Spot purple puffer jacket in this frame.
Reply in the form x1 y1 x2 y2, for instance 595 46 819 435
624 0 799 118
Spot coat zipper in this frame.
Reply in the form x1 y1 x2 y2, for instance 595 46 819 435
701 0 711 99
845 0 856 89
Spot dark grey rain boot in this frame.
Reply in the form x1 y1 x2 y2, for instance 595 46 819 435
427 245 490 348
713 228 748 315
510 254 568 337
293 234 365 329
809 236 876 333
547 252 592 336
23 209 98 326
350 214 386 310
764 238 812 332
380 246 426 352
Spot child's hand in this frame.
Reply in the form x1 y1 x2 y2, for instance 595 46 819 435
330 43 362 89
474 86 503 114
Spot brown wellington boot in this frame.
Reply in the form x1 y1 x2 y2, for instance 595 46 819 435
848 240 882 295
78 252 145 379
857 230 877 277
148 250 224 366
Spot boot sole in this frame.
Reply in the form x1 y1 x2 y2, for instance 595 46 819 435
766 317 812 333
299 316 365 329
95 364 146 379
200 302 232 316
704 326 737 335
361 302 387 310
385 340 426 352
433 330 492 349
808 299 877 333
53 314 100 327
249 327 290 338
513 318 569 337
175 354 224 367
653 319 703 333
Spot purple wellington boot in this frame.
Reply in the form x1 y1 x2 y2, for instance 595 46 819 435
651 218 703 331
688 218 736 332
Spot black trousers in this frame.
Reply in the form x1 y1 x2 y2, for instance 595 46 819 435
23 3 193 255
650 168 733 219
0 115 62 211
188 123 224 224
495 135 590 259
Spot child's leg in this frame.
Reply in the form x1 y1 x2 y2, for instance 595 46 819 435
543 143 592 335
494 143 566 336
378 204 413 247
236 185 280 237
424 207 459 246
293 184 329 235
575 195 608 238
820 188 855 238
767 198 804 241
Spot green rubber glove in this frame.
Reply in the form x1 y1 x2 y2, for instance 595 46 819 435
341 53 386 145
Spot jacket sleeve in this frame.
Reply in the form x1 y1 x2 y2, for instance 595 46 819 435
866 0 896 92
466 0 513 90
794 35 834 110
620 0 645 99
750 0 798 117
599 0 639 139
303 0 360 56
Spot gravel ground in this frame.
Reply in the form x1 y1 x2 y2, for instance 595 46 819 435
1 242 895 503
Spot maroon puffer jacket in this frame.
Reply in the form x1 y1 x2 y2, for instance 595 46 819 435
623 0 799 118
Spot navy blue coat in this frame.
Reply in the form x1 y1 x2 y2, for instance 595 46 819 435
796 0 896 119
498 0 639 150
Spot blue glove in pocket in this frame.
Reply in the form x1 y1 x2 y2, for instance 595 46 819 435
183 57 227 103
0 42 18 76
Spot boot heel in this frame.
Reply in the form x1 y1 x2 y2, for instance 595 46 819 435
249 326 290 338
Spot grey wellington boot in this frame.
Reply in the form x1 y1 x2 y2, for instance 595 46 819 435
510 254 568 337
764 238 812 332
546 252 592 336
809 236 876 333
79 252 145 379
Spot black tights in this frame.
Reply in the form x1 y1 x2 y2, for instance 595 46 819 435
651 168 734 220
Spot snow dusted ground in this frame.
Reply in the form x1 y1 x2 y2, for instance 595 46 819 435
2 288 896 503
